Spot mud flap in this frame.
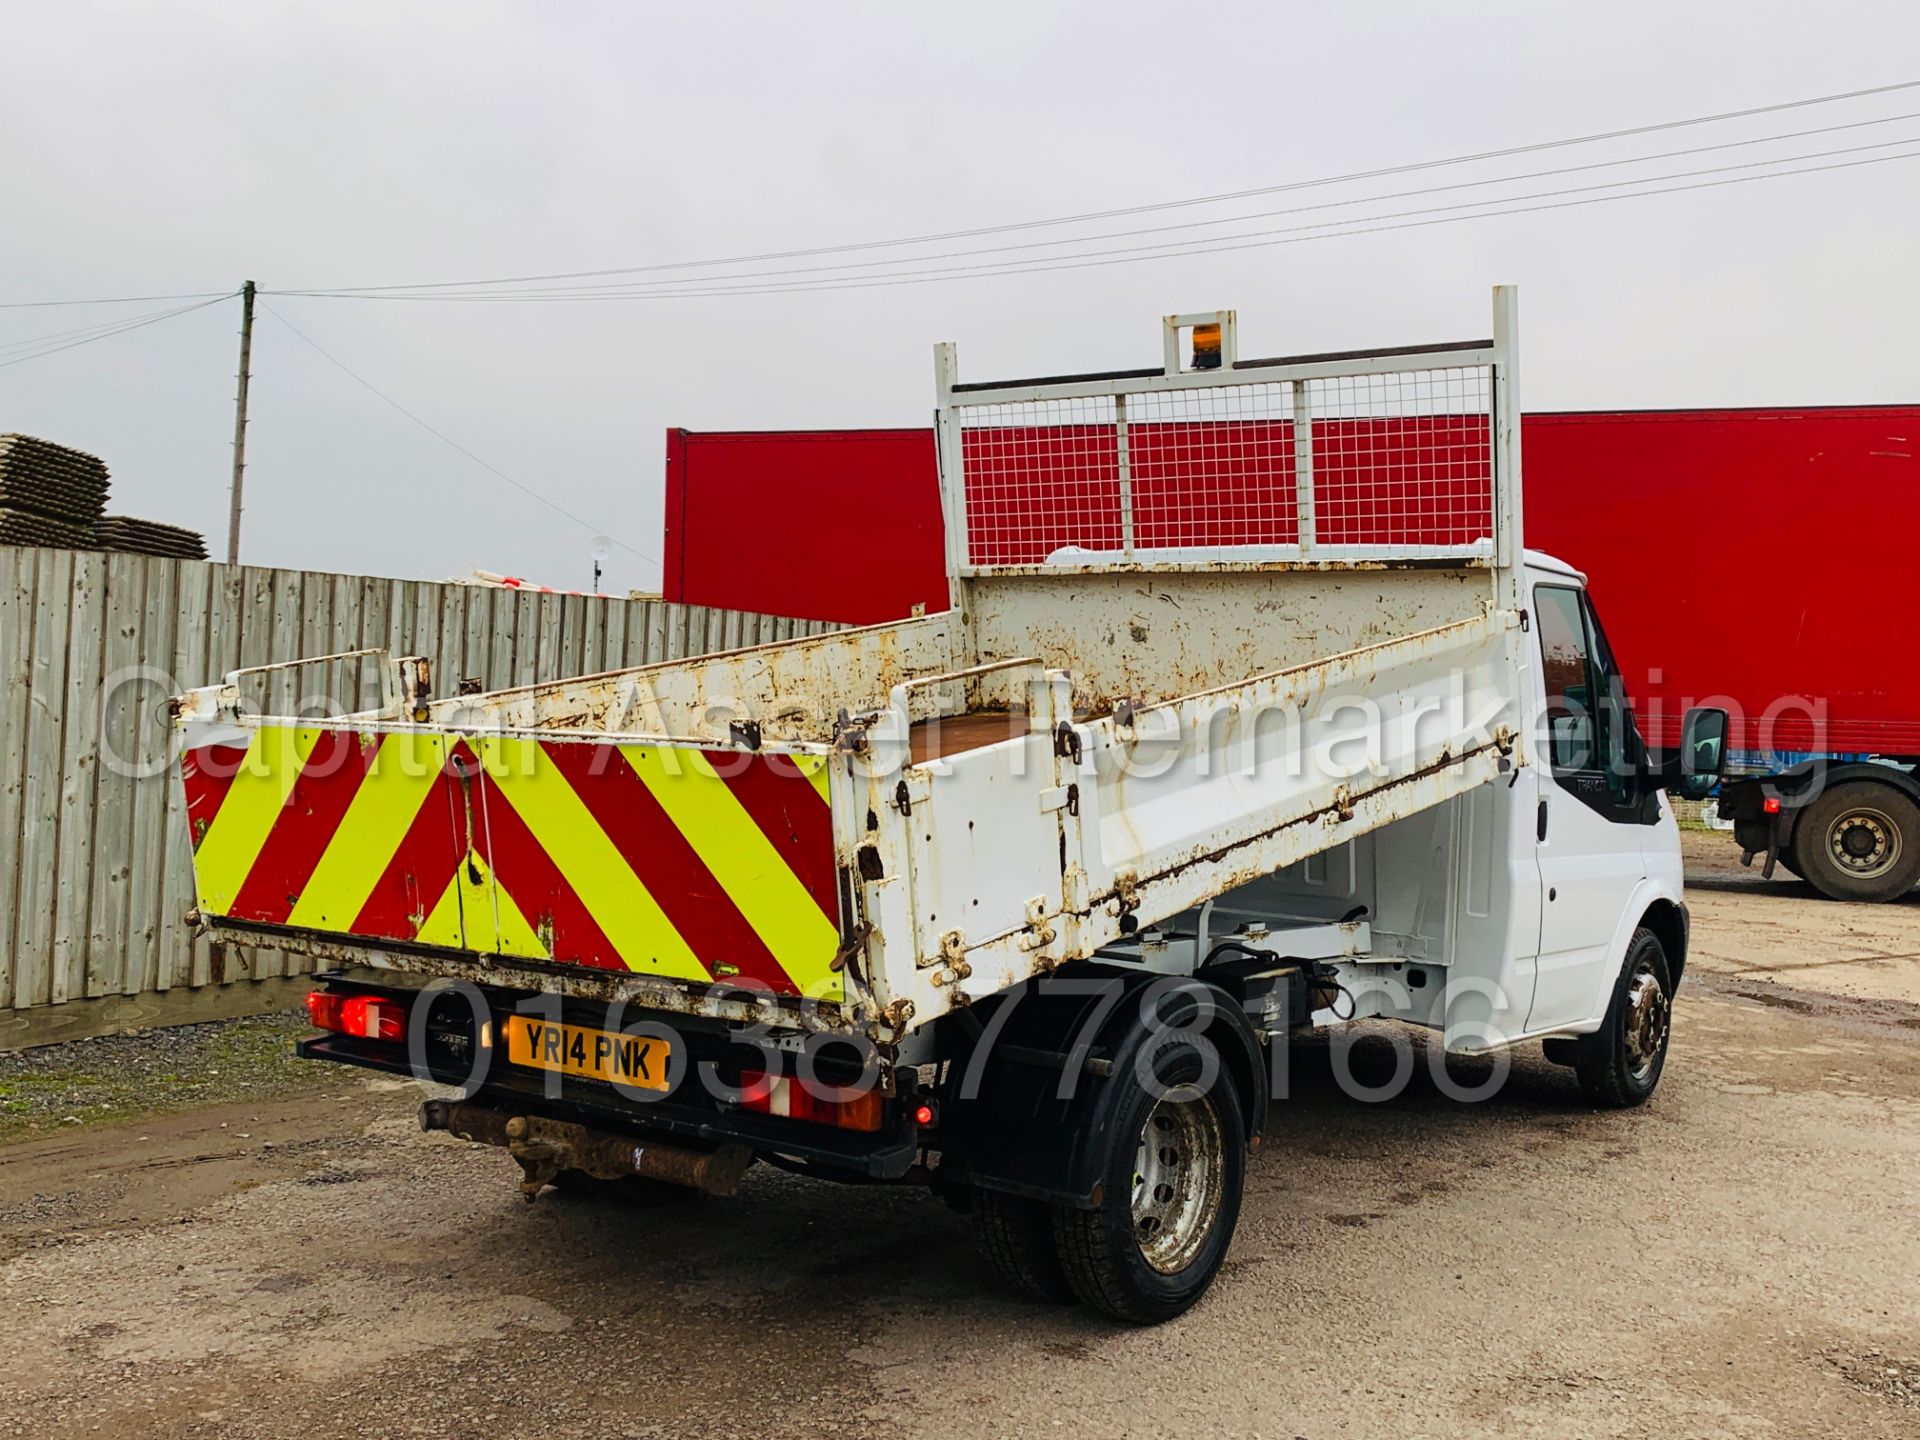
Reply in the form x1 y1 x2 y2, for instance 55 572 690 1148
938 967 1266 1209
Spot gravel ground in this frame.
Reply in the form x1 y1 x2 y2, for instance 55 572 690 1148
0 837 1915 1439
0 1011 329 1146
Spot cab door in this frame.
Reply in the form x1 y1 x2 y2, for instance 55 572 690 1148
1527 582 1653 1033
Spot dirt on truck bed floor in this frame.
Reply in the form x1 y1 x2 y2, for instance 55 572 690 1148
2 832 1917 1440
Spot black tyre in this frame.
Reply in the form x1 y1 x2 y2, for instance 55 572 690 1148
1570 928 1673 1108
549 1169 695 1207
1795 781 1920 903
1051 1037 1246 1324
972 1189 1075 1303
1775 846 1803 880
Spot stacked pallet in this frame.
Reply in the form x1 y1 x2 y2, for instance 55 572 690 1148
0 433 112 548
0 434 212 559
93 515 209 560
0 509 96 549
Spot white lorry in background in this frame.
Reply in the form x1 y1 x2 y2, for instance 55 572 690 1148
171 288 1726 1323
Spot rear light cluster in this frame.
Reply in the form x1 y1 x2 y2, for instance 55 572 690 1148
737 1069 884 1133
1763 796 1782 815
306 990 408 1043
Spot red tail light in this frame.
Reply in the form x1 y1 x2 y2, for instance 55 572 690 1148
1762 796 1782 815
306 990 407 1043
737 1070 884 1133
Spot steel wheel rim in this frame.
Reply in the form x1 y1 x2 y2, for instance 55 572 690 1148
1131 1088 1225 1275
1826 806 1901 880
1622 964 1670 1084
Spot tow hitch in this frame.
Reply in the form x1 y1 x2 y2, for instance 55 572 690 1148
420 1100 754 1201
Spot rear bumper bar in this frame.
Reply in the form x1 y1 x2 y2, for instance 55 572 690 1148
298 1028 922 1182
419 1098 755 1200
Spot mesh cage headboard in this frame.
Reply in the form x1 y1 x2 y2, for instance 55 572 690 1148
933 290 1523 599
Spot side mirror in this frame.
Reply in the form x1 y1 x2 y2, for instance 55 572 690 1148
1663 707 1729 800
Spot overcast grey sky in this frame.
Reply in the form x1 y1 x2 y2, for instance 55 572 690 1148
3 1 1916 593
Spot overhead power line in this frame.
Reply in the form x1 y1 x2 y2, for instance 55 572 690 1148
272 123 1920 302
257 305 657 568
589 137 1920 298
269 142 1920 305
1 306 199 355
278 77 1920 297
0 293 235 371
7 77 1915 312
281 109 1919 300
0 290 236 310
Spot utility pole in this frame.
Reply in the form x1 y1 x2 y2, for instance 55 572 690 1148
225 280 256 566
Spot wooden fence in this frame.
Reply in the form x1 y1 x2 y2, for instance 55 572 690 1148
0 546 835 1047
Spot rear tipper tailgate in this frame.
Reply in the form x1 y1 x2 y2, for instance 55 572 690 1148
176 685 845 1004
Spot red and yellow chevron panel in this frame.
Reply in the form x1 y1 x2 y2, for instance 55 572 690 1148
179 727 844 1000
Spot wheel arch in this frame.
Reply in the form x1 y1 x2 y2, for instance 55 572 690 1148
936 964 1266 1209
1637 897 1689 990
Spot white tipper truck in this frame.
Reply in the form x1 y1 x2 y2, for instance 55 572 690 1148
171 288 1727 1322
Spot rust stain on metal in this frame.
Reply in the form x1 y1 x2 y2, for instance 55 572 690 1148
421 1101 753 1200
970 556 1487 578
870 997 915 1044
909 710 1024 764
1086 737 1509 918
829 919 873 974
201 922 858 1034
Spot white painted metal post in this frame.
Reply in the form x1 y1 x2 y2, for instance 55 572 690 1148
1114 392 1134 556
1490 285 1524 615
932 341 969 616
1161 310 1239 376
1291 380 1315 556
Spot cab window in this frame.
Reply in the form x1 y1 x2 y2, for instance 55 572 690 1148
1536 586 1601 773
1536 583 1645 818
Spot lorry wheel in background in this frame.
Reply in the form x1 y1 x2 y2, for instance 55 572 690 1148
1566 928 1673 1109
1795 782 1920 903
972 1190 1076 1303
1051 1037 1246 1324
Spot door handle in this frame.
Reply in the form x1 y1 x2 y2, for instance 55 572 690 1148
1537 798 1549 842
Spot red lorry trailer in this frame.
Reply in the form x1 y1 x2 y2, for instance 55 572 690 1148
663 405 1920 902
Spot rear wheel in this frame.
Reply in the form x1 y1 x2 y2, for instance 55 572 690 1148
1796 782 1920 903
1567 928 1673 1108
1051 1037 1246 1324
972 1190 1075 1303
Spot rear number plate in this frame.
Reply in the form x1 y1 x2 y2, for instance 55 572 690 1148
503 1016 672 1092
